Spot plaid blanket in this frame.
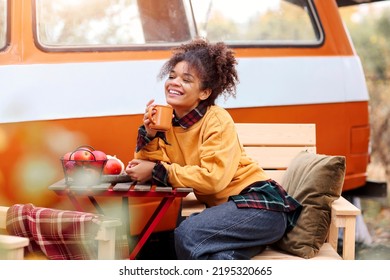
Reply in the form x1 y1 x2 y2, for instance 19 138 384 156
6 203 101 260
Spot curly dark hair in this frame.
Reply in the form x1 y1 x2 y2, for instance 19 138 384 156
158 38 239 106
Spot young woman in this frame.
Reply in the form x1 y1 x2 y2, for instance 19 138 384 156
125 38 302 260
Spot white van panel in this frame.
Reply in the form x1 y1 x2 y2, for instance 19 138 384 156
220 56 369 108
0 56 368 123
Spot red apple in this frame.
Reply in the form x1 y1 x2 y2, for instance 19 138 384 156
72 149 95 161
90 150 108 169
62 152 72 163
92 150 107 161
64 160 77 175
62 152 74 176
103 155 124 175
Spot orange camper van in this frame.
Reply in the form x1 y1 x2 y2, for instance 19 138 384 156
0 0 380 237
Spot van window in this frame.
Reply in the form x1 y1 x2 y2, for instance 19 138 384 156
34 0 322 51
191 0 322 46
34 0 193 50
0 0 7 50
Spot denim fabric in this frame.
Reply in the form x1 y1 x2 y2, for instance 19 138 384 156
174 200 287 260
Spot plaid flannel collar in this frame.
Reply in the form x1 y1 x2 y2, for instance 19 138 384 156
172 102 208 129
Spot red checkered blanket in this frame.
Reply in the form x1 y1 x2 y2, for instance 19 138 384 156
6 203 101 260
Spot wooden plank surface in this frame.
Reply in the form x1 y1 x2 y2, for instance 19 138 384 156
91 183 112 192
331 196 361 216
112 183 132 192
176 187 193 192
244 146 316 168
181 192 206 217
133 184 151 191
47 179 67 191
236 123 316 146
155 186 173 192
251 243 342 260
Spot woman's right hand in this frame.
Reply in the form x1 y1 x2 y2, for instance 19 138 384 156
125 159 155 184
144 99 157 138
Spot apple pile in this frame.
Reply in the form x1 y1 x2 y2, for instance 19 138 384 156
61 146 125 185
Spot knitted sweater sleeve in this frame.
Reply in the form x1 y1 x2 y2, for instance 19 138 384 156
162 108 241 195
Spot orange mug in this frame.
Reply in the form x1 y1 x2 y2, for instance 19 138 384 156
148 104 173 131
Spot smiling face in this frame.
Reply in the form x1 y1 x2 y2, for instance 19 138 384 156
165 61 211 118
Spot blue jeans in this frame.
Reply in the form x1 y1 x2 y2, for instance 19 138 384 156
174 200 287 260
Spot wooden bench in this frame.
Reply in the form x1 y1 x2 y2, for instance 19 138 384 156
181 123 361 260
0 205 121 260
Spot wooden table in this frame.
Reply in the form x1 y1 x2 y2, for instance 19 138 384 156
48 179 191 259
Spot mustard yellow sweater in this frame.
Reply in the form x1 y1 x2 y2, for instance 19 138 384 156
135 105 269 207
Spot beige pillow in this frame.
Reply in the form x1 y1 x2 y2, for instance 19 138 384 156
274 151 346 258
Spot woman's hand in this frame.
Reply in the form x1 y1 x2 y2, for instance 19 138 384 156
144 99 158 138
125 159 156 184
